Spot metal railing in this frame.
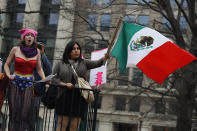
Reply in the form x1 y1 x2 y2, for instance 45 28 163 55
0 79 100 131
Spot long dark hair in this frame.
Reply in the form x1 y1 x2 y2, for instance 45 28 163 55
62 41 82 64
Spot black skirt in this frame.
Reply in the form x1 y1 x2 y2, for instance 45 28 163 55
55 88 88 117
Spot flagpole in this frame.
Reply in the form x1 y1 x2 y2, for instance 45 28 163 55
106 16 123 55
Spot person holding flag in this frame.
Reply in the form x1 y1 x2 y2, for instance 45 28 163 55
110 21 196 84
52 41 109 131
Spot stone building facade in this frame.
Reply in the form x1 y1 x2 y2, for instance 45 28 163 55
0 0 196 131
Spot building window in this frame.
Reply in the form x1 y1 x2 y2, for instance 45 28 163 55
84 39 95 57
132 68 143 86
45 39 55 47
41 14 49 26
162 17 171 30
125 0 137 5
98 40 108 49
168 102 177 115
100 14 111 31
152 126 176 131
138 15 149 26
97 95 102 109
0 14 2 24
44 47 54 65
140 0 149 4
51 0 60 5
180 16 187 31
49 13 59 25
0 58 2 72
44 39 55 64
118 68 129 86
90 0 100 6
129 96 140 112
96 120 99 131
161 78 169 88
91 95 102 109
182 0 187 8
18 0 26 4
13 39 19 46
170 0 175 7
16 13 24 23
115 96 126 111
124 15 135 23
92 95 102 109
155 100 165 114
114 123 138 131
170 0 187 8
1 39 13 59
193 103 197 117
87 14 98 31
102 0 111 6
154 78 169 88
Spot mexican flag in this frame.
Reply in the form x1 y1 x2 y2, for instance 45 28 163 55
110 22 196 84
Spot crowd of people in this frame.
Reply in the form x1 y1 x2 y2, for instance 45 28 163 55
0 28 109 131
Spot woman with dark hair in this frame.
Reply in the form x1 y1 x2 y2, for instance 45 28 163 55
52 41 109 131
4 28 46 131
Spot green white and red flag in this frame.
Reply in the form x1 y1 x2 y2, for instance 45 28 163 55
110 22 196 84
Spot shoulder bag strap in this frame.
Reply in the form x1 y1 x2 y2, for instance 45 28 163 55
71 65 79 78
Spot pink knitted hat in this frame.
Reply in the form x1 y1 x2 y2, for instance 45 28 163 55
19 29 37 40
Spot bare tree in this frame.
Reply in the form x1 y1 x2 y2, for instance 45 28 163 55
118 0 197 131
0 0 197 131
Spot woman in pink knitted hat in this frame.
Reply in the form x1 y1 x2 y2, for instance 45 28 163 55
4 28 46 131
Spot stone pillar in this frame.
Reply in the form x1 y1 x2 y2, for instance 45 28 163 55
101 95 114 111
0 0 7 52
139 121 151 131
99 121 113 131
23 0 42 29
53 0 74 65
0 0 7 27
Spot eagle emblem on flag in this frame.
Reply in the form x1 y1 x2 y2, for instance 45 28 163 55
130 36 154 51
